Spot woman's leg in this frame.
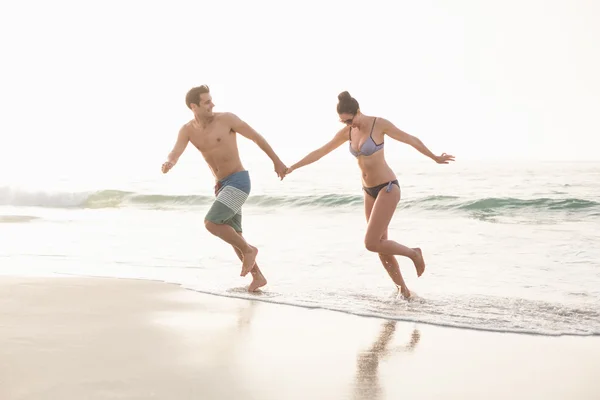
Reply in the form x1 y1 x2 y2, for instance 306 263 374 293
364 185 425 277
364 191 411 296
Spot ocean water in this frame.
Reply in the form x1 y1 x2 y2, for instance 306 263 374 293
1 158 599 336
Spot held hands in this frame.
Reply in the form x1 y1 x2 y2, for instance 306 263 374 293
273 159 288 180
434 153 455 164
279 165 295 180
275 161 297 181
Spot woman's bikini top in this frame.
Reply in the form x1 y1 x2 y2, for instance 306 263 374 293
349 117 384 157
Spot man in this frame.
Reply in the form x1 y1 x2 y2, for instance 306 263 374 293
161 85 287 292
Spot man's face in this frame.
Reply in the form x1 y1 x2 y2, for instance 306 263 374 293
192 93 214 117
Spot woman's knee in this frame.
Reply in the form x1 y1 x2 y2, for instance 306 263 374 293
364 236 380 252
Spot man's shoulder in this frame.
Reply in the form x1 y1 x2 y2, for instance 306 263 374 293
179 119 195 135
214 112 244 132
179 120 195 134
214 112 239 122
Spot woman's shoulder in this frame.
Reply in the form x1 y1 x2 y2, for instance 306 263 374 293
334 125 351 137
373 116 396 132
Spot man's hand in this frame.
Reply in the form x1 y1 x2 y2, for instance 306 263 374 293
161 161 174 174
273 159 288 180
434 153 455 164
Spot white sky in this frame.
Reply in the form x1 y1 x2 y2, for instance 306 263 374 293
1 0 599 182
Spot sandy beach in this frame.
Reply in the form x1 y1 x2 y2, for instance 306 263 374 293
1 276 599 400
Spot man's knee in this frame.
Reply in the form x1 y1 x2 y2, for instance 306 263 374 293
204 219 221 234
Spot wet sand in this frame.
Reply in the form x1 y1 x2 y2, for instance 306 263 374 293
1 276 599 400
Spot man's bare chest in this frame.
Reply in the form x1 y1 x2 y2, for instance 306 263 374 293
189 127 234 152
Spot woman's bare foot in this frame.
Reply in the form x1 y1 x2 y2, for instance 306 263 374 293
240 245 258 277
248 273 267 292
398 285 411 299
412 248 426 277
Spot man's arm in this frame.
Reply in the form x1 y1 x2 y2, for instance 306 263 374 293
287 128 348 173
228 113 282 163
227 113 287 178
162 126 190 173
380 118 454 164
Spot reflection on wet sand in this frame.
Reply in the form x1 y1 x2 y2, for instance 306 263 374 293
353 320 420 400
236 299 257 332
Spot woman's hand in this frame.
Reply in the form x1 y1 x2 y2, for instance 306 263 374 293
434 153 455 164
281 165 295 179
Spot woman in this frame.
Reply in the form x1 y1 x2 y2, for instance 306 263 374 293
285 91 454 298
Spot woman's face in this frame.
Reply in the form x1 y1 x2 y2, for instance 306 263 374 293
339 113 356 127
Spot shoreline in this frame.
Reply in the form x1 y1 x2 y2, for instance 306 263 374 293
1 275 599 399
2 272 597 338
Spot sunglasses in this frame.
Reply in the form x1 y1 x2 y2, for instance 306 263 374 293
341 116 355 125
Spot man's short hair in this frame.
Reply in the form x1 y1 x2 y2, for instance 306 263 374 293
185 85 210 109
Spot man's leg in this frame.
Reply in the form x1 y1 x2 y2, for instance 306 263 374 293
204 220 258 276
205 172 257 277
230 232 267 292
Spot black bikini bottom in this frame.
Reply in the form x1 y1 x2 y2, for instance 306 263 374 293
363 180 399 199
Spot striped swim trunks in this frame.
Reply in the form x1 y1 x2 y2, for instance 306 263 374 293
205 170 251 233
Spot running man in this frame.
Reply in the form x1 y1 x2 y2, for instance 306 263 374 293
161 85 287 291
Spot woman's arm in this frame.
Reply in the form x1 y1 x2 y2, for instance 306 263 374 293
286 128 349 174
380 118 454 164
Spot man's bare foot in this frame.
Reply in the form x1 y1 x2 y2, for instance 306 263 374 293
240 245 258 277
412 248 426 277
248 273 267 292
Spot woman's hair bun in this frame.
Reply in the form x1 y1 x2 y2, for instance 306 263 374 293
338 91 352 101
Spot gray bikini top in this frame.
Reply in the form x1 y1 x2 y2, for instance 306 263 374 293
349 118 384 157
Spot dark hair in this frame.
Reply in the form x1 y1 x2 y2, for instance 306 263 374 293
185 85 210 109
336 91 359 115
